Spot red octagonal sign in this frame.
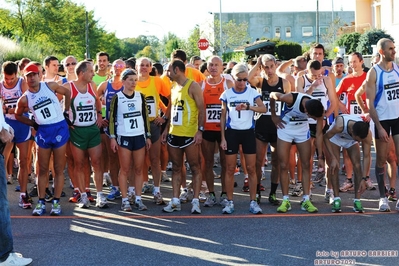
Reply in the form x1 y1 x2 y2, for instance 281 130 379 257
197 38 209 50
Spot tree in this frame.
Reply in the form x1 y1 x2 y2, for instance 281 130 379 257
135 45 158 61
335 32 361 54
356 29 394 55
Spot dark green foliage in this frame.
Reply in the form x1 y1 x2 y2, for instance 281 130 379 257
274 41 302 60
356 29 394 55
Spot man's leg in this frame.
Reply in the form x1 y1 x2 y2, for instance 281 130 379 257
201 139 216 194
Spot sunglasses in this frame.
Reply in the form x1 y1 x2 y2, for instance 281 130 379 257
113 64 125 69
236 78 248 82
65 62 77 67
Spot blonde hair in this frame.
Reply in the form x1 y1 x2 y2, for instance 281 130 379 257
231 63 248 78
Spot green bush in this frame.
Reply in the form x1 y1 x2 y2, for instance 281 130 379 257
274 41 302 60
356 29 394 55
335 32 361 54
223 51 246 63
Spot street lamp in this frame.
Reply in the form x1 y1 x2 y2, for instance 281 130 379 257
142 20 166 63
219 0 223 56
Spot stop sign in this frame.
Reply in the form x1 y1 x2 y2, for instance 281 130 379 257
197 38 209 50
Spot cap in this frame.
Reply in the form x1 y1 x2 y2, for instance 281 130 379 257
294 56 306 67
332 57 344 65
23 63 40 76
322 59 332 67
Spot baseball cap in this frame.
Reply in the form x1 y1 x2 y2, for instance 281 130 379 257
23 63 40 76
322 59 332 67
332 57 344 65
294 56 306 67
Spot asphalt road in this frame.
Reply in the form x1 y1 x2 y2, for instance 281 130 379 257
6 149 399 266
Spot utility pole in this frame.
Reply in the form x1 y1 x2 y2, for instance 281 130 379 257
316 0 319 43
85 11 90 59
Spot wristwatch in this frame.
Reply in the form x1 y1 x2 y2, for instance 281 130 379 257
198 126 204 132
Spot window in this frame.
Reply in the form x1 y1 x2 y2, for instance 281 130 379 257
302 26 313 37
275 27 280 38
264 26 270 33
285 27 291 38
319 26 328 36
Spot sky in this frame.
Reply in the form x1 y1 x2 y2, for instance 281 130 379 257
73 0 356 40
0 0 356 40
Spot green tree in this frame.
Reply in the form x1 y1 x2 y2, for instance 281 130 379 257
356 29 394 55
135 45 158 61
334 32 361 55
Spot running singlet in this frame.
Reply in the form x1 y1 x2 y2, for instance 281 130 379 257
219 84 261 130
136 76 170 121
255 77 284 132
1 77 24 120
303 75 328 124
202 76 228 131
281 93 312 125
336 72 367 115
111 91 147 137
373 64 399 121
330 114 363 141
69 82 97 127
104 80 123 120
25 82 64 125
169 79 198 137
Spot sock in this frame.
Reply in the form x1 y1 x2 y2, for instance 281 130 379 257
85 187 90 192
270 182 278 195
161 170 166 174
53 198 59 204
375 166 386 198
20 192 26 197
122 197 128 202
334 197 341 200
114 186 119 191
135 196 141 202
81 192 87 198
172 197 179 203
97 192 103 198
153 186 160 194
244 174 248 179
283 195 289 201
303 195 310 201
128 187 135 194
326 188 332 193
354 198 360 202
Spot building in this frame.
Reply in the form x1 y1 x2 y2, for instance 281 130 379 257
200 11 354 57
355 0 399 55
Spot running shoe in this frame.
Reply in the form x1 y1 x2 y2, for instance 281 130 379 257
222 200 234 214
44 187 53 202
29 185 38 198
261 170 267 180
179 189 193 203
153 192 165 205
339 179 354 192
313 168 325 183
163 200 181 213
107 186 121 201
365 178 376 190
259 183 266 191
242 178 249 192
166 162 172 171
234 166 240 176
268 194 280 205
86 189 95 202
121 200 132 211
161 171 170 182
289 179 296 189
324 191 334 204
378 197 390 212
204 193 217 207
388 188 397 201
15 185 20 192
199 191 207 203
256 191 261 204
191 199 201 214
301 199 318 213
18 195 32 209
219 193 228 207
2 252 32 266
291 183 303 197
95 193 108 208
102 172 111 187
142 183 154 194
353 200 364 213
277 199 291 213
128 191 136 204
78 194 91 208
135 199 148 211
32 202 46 216
7 174 13 184
331 198 341 213
214 170 221 179
249 200 262 214
69 190 81 203
50 201 62 216
396 200 399 211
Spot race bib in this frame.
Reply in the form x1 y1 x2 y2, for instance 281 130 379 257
146 96 156 118
349 100 362 115
206 104 221 123
263 100 281 116
123 111 144 135
172 106 183 126
33 99 57 124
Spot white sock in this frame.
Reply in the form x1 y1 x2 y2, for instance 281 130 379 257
135 196 142 202
153 186 160 194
